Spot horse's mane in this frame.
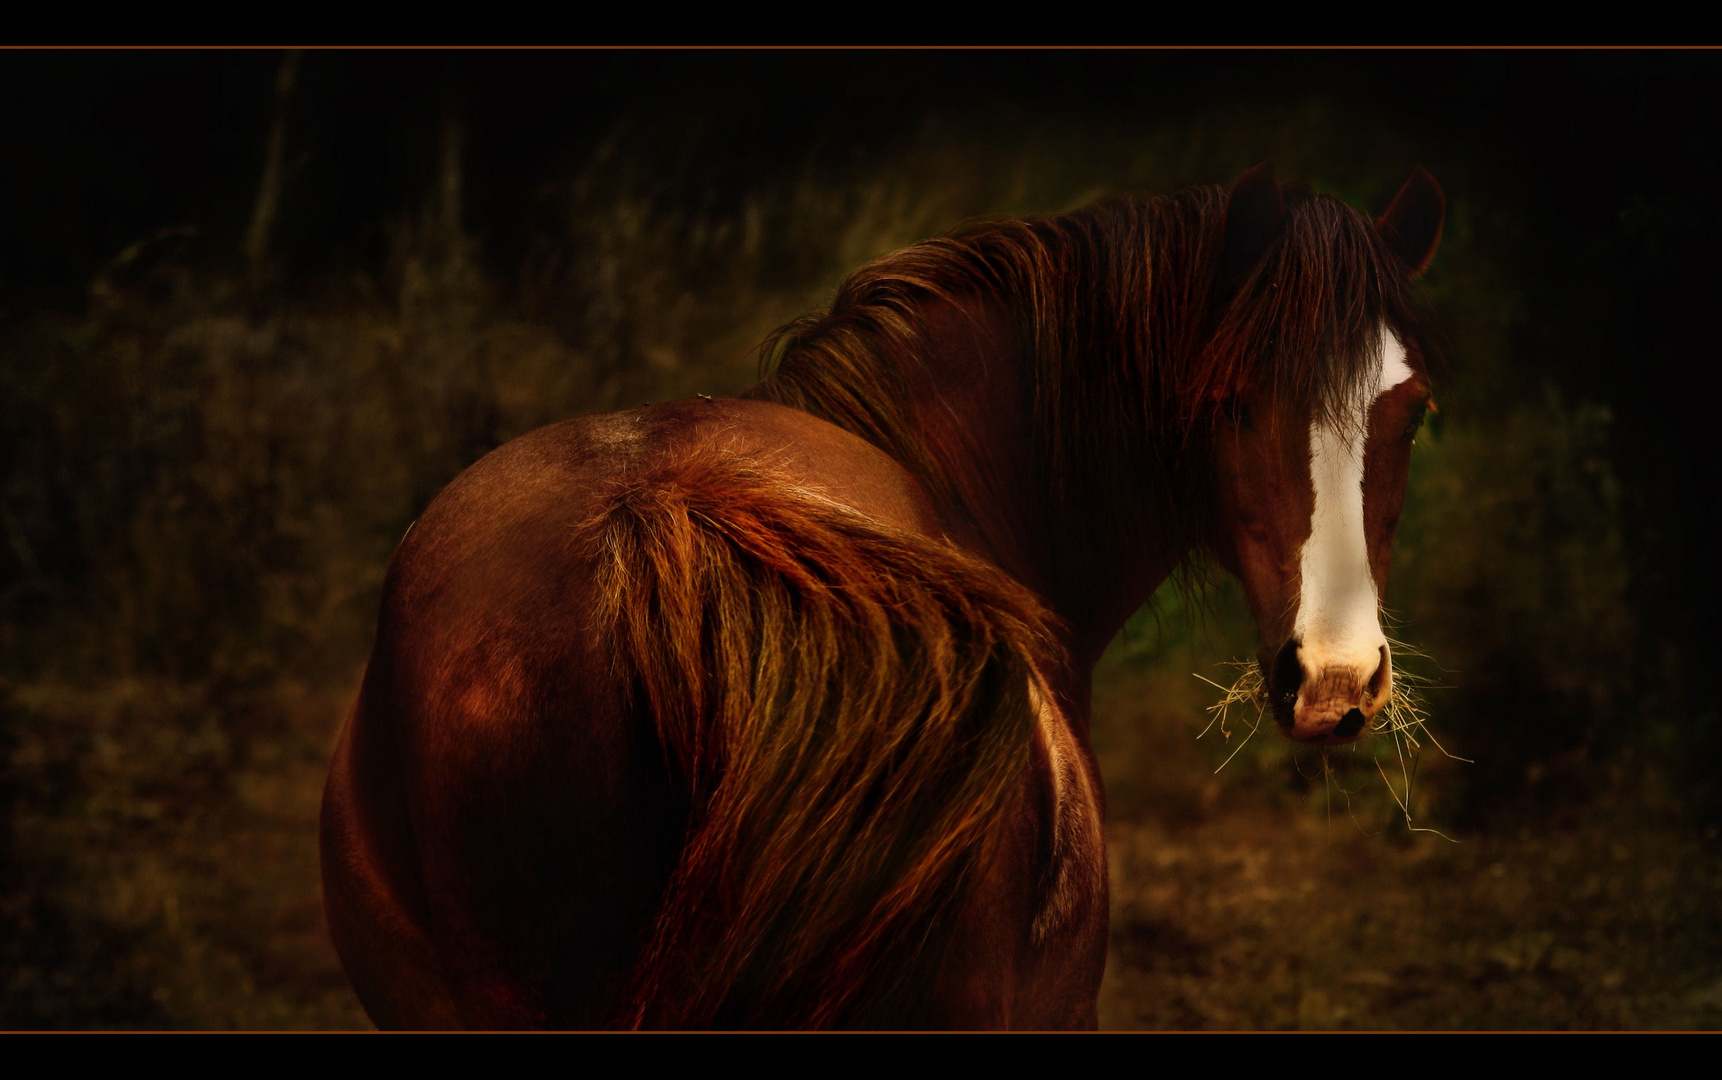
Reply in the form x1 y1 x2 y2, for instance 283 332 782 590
752 182 1433 557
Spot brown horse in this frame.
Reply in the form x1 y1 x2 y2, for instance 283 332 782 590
320 163 1445 1029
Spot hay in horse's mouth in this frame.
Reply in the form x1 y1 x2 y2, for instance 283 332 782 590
1194 661 1268 774
1195 648 1470 839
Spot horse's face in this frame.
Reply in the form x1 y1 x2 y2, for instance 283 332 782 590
1202 165 1444 745
1211 330 1432 744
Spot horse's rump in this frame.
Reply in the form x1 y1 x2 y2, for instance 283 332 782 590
588 450 1058 1028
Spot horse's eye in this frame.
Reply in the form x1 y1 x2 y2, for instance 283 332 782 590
1404 399 1434 441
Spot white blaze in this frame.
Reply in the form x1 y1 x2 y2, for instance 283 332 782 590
1293 329 1413 689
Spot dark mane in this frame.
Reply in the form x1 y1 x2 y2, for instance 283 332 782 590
750 182 1433 559
1204 183 1437 433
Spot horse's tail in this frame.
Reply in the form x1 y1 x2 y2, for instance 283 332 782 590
585 453 1055 1029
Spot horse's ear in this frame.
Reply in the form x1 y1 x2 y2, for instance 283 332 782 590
1378 167 1445 277
1215 160 1285 304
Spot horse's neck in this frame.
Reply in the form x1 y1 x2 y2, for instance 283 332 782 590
907 299 1182 676
901 301 1042 583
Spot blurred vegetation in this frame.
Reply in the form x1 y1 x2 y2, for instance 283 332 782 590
0 62 1711 1028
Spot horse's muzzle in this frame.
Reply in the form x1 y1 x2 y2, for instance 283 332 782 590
1265 638 1390 744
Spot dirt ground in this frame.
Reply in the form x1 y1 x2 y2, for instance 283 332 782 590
4 652 1718 1030
2 679 365 1029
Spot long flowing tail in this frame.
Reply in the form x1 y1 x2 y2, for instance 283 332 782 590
586 453 1054 1029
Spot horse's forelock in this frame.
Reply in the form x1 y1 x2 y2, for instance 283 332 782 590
1203 189 1433 436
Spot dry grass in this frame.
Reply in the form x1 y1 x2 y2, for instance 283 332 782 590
1192 640 1472 842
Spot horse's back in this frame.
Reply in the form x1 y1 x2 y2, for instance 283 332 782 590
321 399 1104 1029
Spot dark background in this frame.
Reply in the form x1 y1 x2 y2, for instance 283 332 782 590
1 50 1716 1029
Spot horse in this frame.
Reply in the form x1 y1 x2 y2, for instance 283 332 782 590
319 162 1445 1029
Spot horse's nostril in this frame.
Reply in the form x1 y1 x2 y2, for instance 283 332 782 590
1366 645 1390 702
1336 708 1367 739
1270 639 1303 706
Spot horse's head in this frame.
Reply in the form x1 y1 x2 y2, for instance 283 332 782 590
1204 165 1444 745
